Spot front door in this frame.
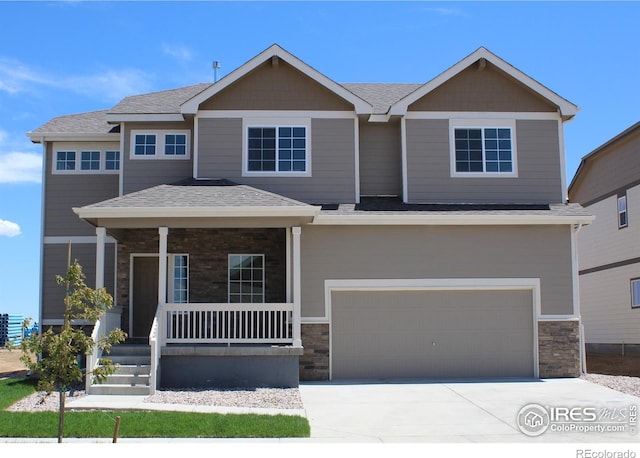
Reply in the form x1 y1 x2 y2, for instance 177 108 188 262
132 256 159 338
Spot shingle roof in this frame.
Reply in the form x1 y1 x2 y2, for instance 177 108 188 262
342 83 422 114
319 197 592 219
108 83 212 114
83 179 314 209
29 110 118 135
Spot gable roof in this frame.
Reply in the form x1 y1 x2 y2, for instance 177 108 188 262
388 47 578 120
181 44 373 115
568 121 640 196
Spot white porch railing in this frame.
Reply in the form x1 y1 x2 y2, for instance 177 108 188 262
149 310 160 395
85 309 122 394
161 303 294 344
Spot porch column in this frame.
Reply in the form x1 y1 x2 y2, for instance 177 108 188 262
292 226 302 348
158 227 168 305
95 227 106 289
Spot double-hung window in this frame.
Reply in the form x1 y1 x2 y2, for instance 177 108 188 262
450 120 517 177
618 195 628 229
164 134 187 156
228 254 265 303
244 120 310 175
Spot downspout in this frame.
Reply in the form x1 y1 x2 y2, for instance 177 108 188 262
572 222 586 374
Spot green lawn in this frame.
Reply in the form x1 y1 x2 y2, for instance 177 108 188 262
0 377 310 439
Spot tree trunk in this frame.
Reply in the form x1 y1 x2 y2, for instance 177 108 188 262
58 390 66 443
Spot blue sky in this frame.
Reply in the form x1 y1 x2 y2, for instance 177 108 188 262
0 1 638 321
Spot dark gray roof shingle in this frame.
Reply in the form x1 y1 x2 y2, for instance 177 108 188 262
108 83 212 114
29 110 118 135
84 180 313 209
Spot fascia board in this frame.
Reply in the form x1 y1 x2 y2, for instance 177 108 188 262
74 205 321 219
389 47 578 118
312 214 595 226
104 113 185 123
27 132 119 143
181 44 372 115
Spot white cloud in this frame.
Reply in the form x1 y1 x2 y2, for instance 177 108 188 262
0 152 42 183
0 56 151 103
0 219 21 237
162 44 193 61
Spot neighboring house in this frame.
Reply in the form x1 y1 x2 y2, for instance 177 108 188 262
28 44 592 394
568 122 640 356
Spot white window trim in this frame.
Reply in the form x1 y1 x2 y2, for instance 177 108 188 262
53 149 120 175
228 253 266 303
242 117 311 177
631 278 640 309
449 119 518 178
129 130 191 160
618 195 628 229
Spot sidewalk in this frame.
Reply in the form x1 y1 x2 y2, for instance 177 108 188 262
65 394 306 417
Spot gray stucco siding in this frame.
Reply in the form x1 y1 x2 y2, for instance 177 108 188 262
406 119 563 204
299 224 574 318
197 117 356 203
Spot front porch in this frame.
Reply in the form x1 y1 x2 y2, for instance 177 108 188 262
75 181 317 393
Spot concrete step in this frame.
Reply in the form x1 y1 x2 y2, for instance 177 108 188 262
107 355 151 365
89 384 151 396
113 364 151 376
104 373 150 385
109 344 151 357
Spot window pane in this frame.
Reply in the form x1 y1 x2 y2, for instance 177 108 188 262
632 280 640 307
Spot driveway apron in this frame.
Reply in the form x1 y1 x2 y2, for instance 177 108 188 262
299 378 640 443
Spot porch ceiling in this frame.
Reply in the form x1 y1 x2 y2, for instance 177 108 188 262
73 179 320 230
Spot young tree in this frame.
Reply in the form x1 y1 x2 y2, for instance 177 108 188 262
20 250 126 442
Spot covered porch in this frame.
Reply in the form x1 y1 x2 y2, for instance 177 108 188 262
73 180 319 391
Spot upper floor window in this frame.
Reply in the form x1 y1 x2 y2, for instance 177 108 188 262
450 120 517 177
244 120 310 176
53 149 119 174
80 151 100 171
618 195 628 229
105 151 120 170
134 134 156 156
56 151 75 171
164 134 187 156
130 130 190 159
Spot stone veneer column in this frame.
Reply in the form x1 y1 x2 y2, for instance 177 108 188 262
300 323 330 380
538 320 581 378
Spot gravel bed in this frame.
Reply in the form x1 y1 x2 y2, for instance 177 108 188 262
5 385 303 412
145 387 304 410
581 373 640 398
7 375 639 413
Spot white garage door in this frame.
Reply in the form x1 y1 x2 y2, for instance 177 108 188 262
331 289 534 379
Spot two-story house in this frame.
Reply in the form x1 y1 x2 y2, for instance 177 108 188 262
28 45 592 395
569 122 640 357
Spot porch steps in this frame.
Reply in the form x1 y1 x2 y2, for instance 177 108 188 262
90 343 151 395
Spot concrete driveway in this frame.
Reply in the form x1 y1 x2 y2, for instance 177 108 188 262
299 378 640 443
